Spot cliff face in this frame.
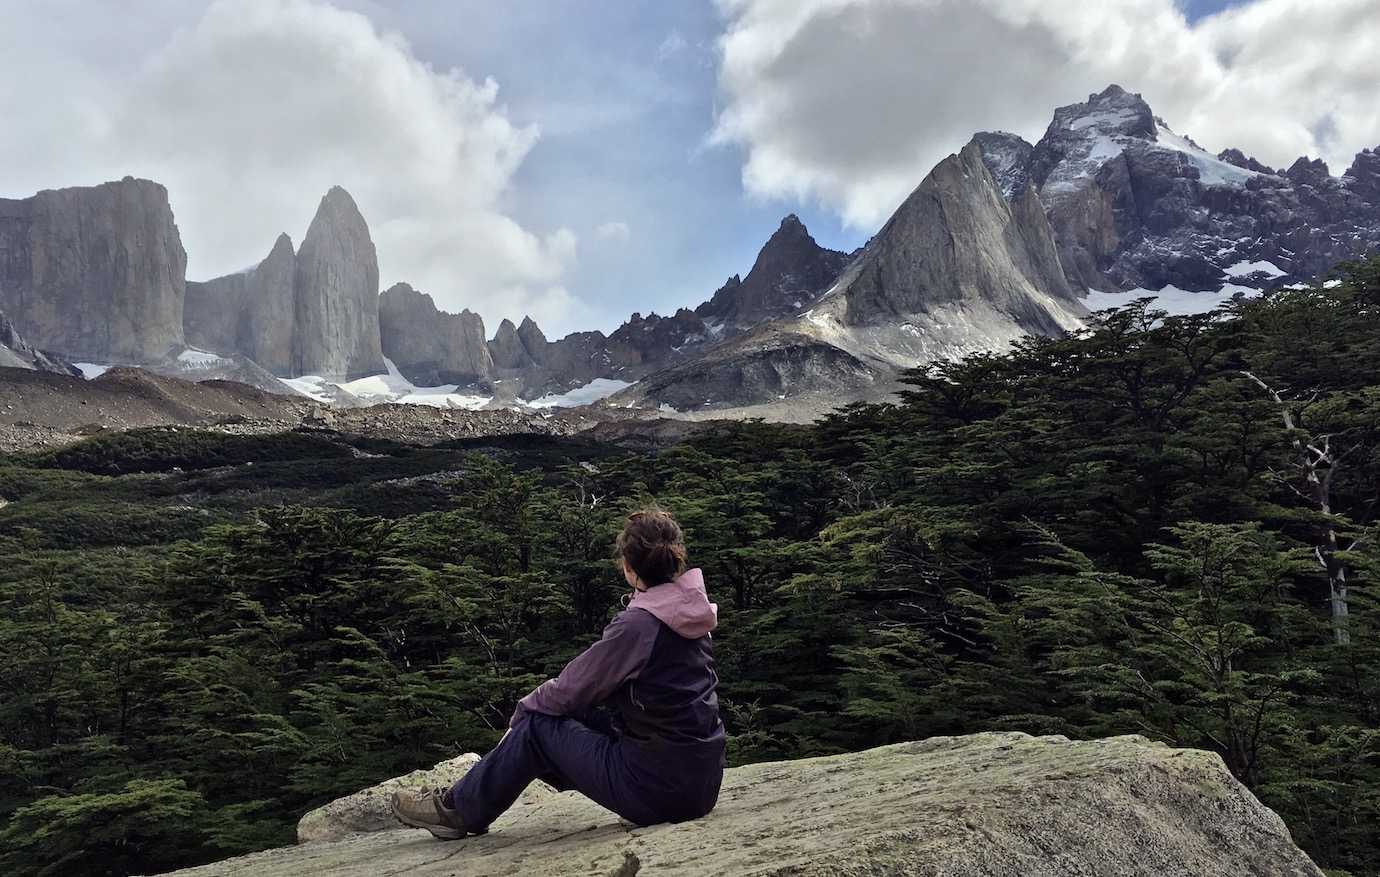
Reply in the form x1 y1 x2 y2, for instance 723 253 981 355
378 282 492 386
839 140 1079 330
163 732 1323 877
293 187 385 380
185 233 297 375
0 177 186 363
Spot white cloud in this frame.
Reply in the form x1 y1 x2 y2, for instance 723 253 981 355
712 0 1380 228
0 0 581 334
595 220 632 243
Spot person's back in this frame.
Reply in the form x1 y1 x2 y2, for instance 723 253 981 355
392 508 726 838
613 570 723 748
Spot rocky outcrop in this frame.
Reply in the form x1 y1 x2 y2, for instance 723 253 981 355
293 187 385 380
185 234 297 375
695 214 852 334
983 85 1380 293
0 309 77 374
0 177 186 363
378 283 492 387
1346 147 1380 204
185 188 386 381
164 732 1322 877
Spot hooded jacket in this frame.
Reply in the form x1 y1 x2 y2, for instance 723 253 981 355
512 568 725 753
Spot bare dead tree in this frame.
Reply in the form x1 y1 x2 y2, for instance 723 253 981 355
1240 371 1355 645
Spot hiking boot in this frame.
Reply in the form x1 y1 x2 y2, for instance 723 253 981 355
390 786 473 840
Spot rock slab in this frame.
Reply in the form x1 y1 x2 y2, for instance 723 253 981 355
159 732 1322 877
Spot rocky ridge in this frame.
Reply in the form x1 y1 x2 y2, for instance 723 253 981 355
609 139 1085 412
162 732 1322 877
988 84 1380 293
0 177 186 363
9 85 1379 424
369 211 854 403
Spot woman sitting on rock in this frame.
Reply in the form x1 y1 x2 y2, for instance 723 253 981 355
392 508 727 838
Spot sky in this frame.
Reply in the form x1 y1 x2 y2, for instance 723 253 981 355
2 0 1378 338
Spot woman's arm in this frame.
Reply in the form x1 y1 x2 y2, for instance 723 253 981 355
510 610 659 727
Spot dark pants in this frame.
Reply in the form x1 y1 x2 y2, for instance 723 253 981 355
445 712 723 833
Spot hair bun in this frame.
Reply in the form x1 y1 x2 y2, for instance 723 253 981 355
616 508 688 586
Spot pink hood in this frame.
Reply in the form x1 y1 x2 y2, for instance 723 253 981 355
628 567 718 638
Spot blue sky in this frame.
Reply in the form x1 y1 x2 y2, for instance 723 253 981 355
3 0 1375 339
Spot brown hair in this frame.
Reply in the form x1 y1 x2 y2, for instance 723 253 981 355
616 508 688 586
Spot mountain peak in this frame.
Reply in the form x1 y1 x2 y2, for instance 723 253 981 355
1050 85 1155 140
972 131 1035 199
322 184 356 205
765 213 813 248
517 315 548 354
305 186 370 244
693 215 850 330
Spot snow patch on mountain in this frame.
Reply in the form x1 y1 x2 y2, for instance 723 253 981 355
1069 108 1141 132
1225 259 1287 279
528 378 632 409
1153 124 1257 187
176 348 230 367
284 356 492 409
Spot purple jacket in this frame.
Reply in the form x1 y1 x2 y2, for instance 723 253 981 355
512 568 726 753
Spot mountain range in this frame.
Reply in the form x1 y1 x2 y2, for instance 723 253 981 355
2 85 1378 419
